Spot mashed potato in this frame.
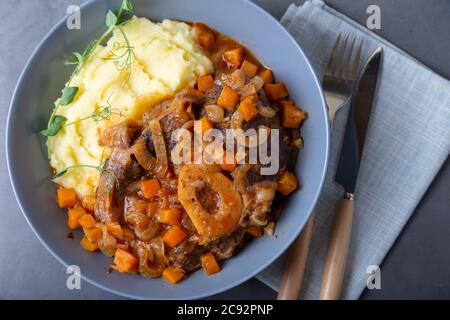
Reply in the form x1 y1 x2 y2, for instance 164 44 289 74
49 18 213 198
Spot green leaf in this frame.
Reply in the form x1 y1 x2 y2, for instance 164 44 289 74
73 52 83 62
121 0 133 12
116 0 133 24
60 87 79 106
64 52 83 65
40 115 67 137
64 60 78 66
106 10 118 28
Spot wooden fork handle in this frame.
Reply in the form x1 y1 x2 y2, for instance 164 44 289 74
277 212 315 300
320 196 355 300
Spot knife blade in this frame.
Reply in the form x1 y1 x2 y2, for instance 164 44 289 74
320 47 383 300
335 47 383 195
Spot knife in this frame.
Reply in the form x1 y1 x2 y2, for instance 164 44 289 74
320 47 383 300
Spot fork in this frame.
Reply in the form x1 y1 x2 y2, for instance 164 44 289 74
277 34 363 300
323 33 363 122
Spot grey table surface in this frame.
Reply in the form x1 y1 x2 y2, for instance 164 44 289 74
0 0 448 300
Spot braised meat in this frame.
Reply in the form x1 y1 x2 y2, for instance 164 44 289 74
57 22 306 284
99 120 140 148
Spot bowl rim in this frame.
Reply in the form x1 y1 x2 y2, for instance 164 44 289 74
6 0 329 299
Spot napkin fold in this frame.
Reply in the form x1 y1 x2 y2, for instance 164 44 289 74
257 0 450 299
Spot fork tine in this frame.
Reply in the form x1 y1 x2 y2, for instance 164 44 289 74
335 34 349 81
325 33 341 76
350 38 363 81
342 36 356 82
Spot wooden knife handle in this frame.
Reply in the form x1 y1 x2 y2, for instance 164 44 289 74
320 196 355 300
277 212 315 300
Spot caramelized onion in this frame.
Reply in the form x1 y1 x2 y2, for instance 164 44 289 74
98 226 117 257
257 105 276 118
136 241 167 278
250 215 269 226
264 222 276 236
255 184 276 203
134 223 160 242
231 110 244 129
149 120 168 177
238 83 257 98
205 105 225 123
125 196 160 242
226 69 246 90
293 137 304 149
131 140 156 171
249 76 264 92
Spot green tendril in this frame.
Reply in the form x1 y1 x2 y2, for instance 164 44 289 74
42 0 134 156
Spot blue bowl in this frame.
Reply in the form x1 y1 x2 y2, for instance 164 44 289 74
6 0 329 299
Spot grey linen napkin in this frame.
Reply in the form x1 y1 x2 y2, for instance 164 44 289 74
256 0 450 299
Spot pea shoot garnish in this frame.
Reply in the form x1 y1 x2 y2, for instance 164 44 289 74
105 27 136 81
41 97 124 138
42 0 134 148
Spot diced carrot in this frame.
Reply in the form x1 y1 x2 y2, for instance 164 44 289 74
158 208 182 225
219 151 236 172
200 252 221 275
163 225 187 247
197 74 214 92
258 69 274 84
147 201 159 217
79 214 96 229
277 171 299 195
246 93 259 102
84 227 102 243
107 223 123 239
238 96 259 122
199 32 215 50
81 195 96 212
163 266 186 284
280 103 307 129
112 248 138 273
140 179 161 199
223 47 244 68
67 207 86 229
57 188 77 208
195 116 214 137
80 236 98 252
278 99 295 108
246 226 264 237
264 82 289 101
194 23 216 51
217 86 239 110
241 60 258 77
